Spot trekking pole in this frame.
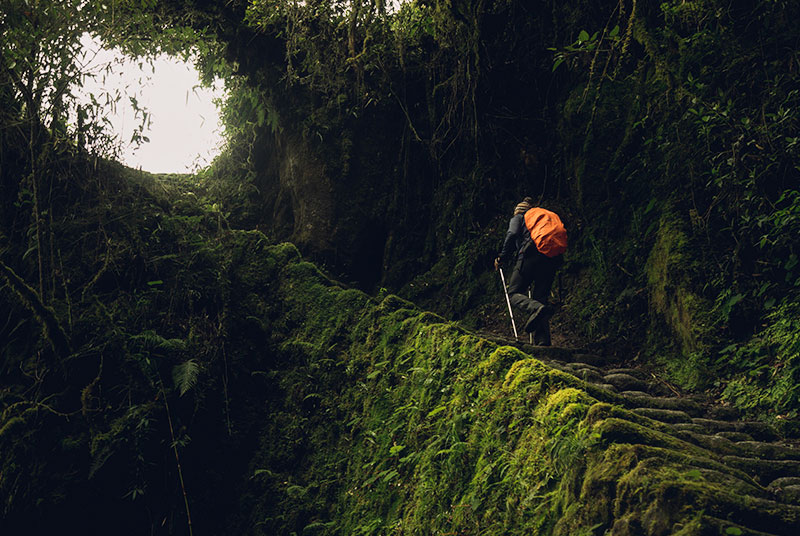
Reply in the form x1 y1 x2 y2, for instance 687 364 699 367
499 268 518 340
528 289 533 344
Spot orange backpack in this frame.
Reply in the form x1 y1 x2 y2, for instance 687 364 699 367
524 208 567 257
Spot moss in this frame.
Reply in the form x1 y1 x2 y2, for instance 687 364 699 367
643 209 718 390
646 211 695 352
475 345 531 377
593 418 706 456
502 358 551 392
536 387 593 422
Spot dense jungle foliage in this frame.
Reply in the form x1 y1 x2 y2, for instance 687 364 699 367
1 0 800 534
175 0 800 418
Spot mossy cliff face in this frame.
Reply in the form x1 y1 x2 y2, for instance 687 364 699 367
217 232 798 535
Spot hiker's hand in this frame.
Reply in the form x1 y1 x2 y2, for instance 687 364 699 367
494 257 501 271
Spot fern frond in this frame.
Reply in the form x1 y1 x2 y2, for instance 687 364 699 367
172 359 200 396
131 330 187 352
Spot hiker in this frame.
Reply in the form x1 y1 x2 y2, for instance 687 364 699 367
494 197 566 346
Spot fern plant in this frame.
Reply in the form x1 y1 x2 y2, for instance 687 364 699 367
172 359 201 397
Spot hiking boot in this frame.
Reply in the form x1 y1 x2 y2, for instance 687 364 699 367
534 321 552 346
524 304 553 333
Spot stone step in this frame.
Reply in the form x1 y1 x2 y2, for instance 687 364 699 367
671 424 756 443
632 407 694 424
566 368 605 383
706 404 740 421
605 367 648 379
722 455 800 485
603 373 649 392
619 390 650 398
569 353 606 366
677 434 800 464
485 333 800 515
734 441 800 461
646 382 676 397
773 485 800 504
676 431 739 455
691 418 780 441
621 394 705 415
715 431 756 442
594 383 618 393
768 476 800 489
672 422 706 434
564 362 604 374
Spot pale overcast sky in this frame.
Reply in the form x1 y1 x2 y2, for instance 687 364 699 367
78 36 226 174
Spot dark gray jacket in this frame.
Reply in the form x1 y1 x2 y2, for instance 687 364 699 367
499 214 534 265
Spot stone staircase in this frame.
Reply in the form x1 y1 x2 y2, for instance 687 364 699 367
480 335 800 532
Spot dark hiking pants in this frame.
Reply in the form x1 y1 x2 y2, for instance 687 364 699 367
507 249 562 345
